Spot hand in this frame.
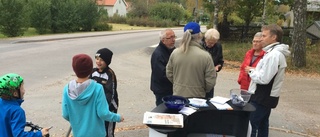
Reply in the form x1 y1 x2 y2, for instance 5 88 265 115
215 65 221 71
245 66 254 73
120 116 124 122
41 127 51 137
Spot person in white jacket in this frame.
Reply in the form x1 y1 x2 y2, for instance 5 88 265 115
245 24 291 137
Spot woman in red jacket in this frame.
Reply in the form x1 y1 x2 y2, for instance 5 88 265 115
238 32 265 90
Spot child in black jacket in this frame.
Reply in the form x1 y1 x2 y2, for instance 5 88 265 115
90 48 119 137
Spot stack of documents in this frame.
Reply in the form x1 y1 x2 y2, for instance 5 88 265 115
179 106 197 116
209 96 233 110
143 112 184 128
188 98 208 107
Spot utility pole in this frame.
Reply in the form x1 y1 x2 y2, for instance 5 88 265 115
213 0 219 29
194 0 198 22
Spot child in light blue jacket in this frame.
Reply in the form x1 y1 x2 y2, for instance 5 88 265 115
62 54 124 137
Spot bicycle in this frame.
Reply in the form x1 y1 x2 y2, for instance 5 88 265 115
25 121 51 137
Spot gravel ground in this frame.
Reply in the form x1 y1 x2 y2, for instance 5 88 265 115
22 45 319 137
113 47 320 137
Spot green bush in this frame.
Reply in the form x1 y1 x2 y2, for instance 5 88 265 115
29 0 52 34
50 0 101 33
93 22 112 31
76 0 100 31
50 0 79 33
139 18 148 27
108 14 127 24
0 0 29 37
222 41 251 62
126 0 148 18
127 18 136 26
149 2 184 25
134 18 146 26
146 20 155 27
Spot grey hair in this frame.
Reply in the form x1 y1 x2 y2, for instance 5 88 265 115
179 30 201 53
204 28 220 40
159 29 173 40
254 32 262 37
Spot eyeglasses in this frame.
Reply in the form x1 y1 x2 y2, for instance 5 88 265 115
252 40 261 43
166 36 177 40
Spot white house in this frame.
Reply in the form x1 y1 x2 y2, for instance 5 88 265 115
96 0 127 17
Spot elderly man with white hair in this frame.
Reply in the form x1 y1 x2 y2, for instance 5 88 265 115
150 29 176 106
202 28 224 98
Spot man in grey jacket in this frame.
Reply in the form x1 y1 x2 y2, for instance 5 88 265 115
166 22 216 98
246 24 291 137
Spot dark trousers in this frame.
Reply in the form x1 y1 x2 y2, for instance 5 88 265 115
154 92 172 106
250 101 271 137
105 102 118 137
205 73 217 98
205 88 214 98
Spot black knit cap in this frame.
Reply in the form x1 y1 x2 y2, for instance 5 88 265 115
95 48 113 65
72 54 93 78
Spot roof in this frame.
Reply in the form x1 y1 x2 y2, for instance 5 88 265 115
308 0 320 11
96 0 127 6
306 21 320 39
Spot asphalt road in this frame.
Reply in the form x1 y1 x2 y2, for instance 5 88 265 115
0 30 319 137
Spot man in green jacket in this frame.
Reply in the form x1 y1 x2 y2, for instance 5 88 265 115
166 22 216 98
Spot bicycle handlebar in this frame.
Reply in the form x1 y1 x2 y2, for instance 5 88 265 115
25 121 50 137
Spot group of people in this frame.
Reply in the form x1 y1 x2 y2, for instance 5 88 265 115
1 48 124 137
0 22 290 137
151 22 224 106
151 22 290 137
62 48 124 137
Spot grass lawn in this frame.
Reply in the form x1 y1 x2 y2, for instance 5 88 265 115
222 41 320 76
0 23 156 39
109 23 158 31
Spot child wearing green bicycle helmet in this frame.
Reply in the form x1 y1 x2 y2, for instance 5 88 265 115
0 73 50 137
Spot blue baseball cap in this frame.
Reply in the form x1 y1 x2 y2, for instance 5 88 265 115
184 22 200 34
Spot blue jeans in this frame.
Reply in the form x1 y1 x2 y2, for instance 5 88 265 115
250 101 271 137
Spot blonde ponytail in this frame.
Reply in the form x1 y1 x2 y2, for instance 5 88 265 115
180 30 192 53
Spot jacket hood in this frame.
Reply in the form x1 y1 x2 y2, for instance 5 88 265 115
263 42 291 57
68 79 94 105
190 40 205 50
1 98 24 105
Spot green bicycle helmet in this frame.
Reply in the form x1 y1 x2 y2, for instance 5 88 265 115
0 73 24 97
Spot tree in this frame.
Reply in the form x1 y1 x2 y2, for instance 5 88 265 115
76 0 100 31
49 0 100 33
127 0 149 18
29 0 52 34
0 0 29 37
149 2 184 24
291 0 307 67
236 0 264 39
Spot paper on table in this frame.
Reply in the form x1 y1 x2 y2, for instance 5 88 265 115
188 98 208 107
211 102 233 110
143 111 184 128
209 96 230 104
179 106 197 116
